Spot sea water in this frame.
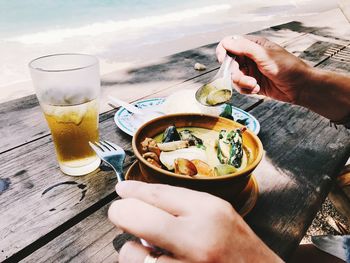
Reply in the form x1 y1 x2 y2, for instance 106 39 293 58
0 0 234 39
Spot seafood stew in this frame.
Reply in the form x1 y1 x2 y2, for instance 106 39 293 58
141 125 250 178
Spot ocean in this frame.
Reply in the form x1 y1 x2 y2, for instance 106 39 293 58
0 0 236 41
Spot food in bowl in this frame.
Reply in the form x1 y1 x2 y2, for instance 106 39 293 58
133 114 263 204
140 124 251 178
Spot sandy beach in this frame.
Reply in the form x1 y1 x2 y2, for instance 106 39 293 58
0 0 338 103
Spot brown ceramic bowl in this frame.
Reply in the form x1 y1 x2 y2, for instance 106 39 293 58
132 113 263 203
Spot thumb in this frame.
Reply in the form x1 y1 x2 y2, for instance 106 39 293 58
220 36 269 63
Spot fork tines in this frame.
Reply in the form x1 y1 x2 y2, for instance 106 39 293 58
102 140 117 150
89 140 118 152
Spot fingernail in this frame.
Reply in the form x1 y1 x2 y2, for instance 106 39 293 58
247 78 257 87
252 84 260 94
231 71 240 82
231 35 241 40
115 181 129 194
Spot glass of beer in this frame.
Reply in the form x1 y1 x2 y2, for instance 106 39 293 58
29 54 101 176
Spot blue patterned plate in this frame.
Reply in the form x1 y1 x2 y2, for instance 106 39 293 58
114 98 260 136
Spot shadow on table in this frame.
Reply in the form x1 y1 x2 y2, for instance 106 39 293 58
101 43 218 87
250 21 334 39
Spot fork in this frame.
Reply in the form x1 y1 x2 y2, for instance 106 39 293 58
89 140 168 254
89 140 125 181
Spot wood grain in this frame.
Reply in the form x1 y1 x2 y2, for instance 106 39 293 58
316 46 350 73
247 100 350 259
22 204 120 263
298 41 346 66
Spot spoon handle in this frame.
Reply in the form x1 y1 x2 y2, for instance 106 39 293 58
221 53 235 79
108 95 145 115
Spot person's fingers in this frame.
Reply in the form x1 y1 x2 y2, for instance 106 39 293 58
235 55 255 76
216 35 244 63
251 83 261 94
216 41 226 63
229 58 240 73
115 180 213 215
244 35 271 47
233 74 259 92
235 83 261 95
119 241 180 263
231 64 260 94
221 36 268 62
109 198 184 252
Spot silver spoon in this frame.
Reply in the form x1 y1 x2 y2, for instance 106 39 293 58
108 95 145 115
108 95 164 119
195 53 235 106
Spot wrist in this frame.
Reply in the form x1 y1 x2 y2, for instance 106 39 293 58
238 220 284 263
295 66 320 108
296 67 350 121
252 238 284 263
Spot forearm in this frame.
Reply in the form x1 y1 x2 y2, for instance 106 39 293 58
298 67 350 121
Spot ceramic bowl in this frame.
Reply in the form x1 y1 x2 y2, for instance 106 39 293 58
132 113 263 203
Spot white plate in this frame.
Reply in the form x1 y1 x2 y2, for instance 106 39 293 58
114 98 260 136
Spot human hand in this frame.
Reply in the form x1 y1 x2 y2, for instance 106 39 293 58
216 35 312 104
108 181 282 263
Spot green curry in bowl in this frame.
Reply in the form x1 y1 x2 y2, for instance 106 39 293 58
141 125 251 178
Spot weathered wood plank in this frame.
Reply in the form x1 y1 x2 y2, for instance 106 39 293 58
251 25 350 67
22 204 120 263
24 203 142 263
0 127 130 262
297 41 345 66
253 8 350 44
315 45 350 74
246 100 350 260
0 74 259 262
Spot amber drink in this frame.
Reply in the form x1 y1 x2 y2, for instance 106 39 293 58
29 54 101 176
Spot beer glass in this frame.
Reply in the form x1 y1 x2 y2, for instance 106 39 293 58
29 54 101 176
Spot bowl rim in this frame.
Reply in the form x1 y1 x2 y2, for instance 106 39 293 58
132 113 263 181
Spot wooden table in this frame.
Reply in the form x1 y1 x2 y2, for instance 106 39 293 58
1 9 350 263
